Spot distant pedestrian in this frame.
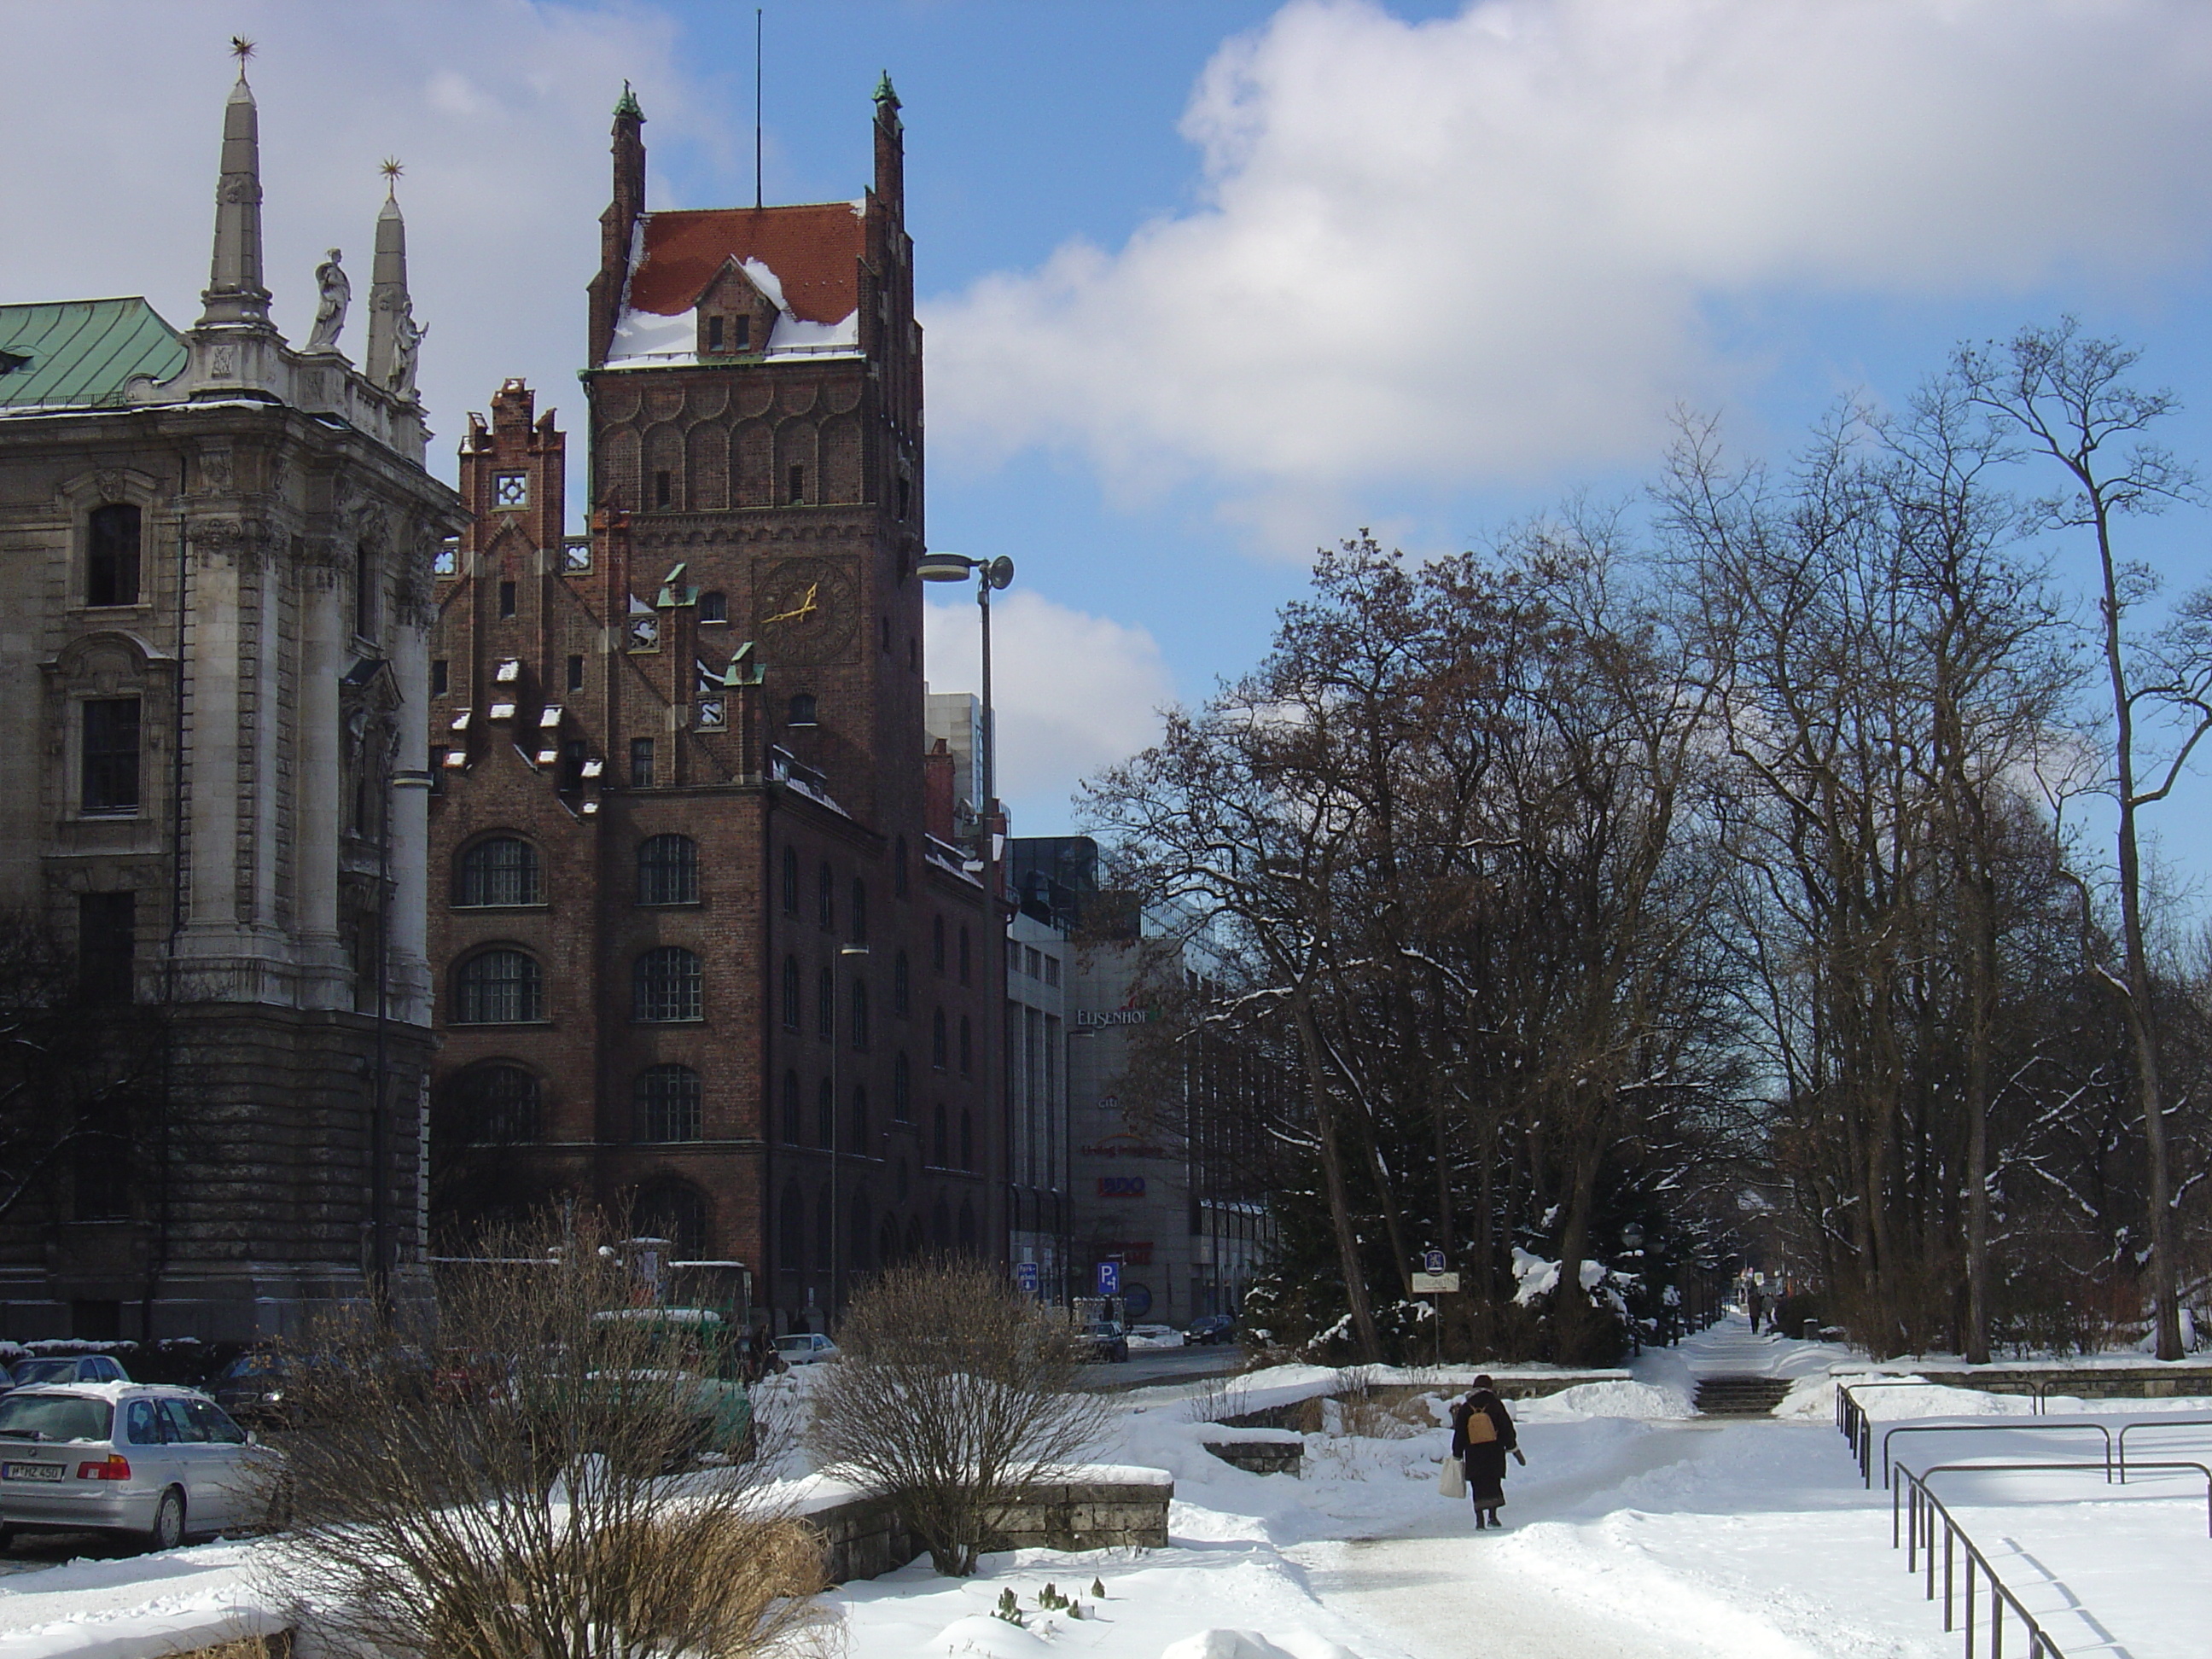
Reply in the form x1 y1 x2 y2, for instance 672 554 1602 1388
1748 1288 1765 1330
1451 1375 1525 1530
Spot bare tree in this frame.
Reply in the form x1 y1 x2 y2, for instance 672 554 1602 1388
266 1211 824 1659
1959 320 2212 1359
805 1256 1109 1576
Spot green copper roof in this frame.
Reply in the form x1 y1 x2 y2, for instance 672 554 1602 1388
874 71 899 109
614 80 643 121
0 298 185 410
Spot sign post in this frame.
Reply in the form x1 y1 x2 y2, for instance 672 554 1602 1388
1412 1255 1458 1367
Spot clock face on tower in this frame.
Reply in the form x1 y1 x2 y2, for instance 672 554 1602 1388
755 557 858 665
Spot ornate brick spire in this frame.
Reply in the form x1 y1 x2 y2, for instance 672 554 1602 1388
197 38 275 330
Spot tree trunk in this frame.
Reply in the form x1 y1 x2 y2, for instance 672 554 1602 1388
1299 999 1382 1360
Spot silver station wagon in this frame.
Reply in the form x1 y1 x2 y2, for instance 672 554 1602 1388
0 1382 279 1551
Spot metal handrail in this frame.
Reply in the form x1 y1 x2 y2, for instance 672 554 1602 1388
1902 1458 2212 1541
1892 1462 2069 1657
2111 1415 2212 1482
1838 1378 1938 1476
1879 1418 2113 1491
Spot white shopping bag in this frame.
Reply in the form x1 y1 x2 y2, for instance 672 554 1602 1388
1437 1454 1465 1498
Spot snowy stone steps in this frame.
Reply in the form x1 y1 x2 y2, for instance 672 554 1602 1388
1694 1375 1792 1417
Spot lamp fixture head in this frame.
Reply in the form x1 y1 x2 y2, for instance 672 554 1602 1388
917 550 975 583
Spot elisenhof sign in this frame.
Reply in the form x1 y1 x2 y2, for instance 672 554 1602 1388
1075 1007 1155 1028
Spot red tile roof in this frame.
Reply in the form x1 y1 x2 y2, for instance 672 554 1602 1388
626 204 864 323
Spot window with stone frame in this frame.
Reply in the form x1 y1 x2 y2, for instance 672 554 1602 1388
80 697 141 816
451 949 544 1024
932 1009 948 1070
637 834 699 905
698 590 727 624
633 1181 708 1259
77 892 135 1004
817 862 835 929
781 955 801 1030
456 836 541 907
632 946 702 1022
630 736 655 789
85 504 141 608
637 1064 703 1143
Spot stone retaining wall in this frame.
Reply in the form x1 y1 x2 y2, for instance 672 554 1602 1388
1883 1365 2212 1401
803 1474 1173 1582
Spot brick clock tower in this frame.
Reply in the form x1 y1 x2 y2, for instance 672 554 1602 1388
427 81 1001 1330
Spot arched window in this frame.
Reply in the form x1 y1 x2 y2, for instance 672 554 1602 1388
851 981 870 1050
894 835 910 899
781 847 799 915
818 863 835 929
788 692 818 727
960 1108 974 1172
905 1217 924 1259
451 949 542 1024
932 1102 947 1167
698 589 728 624
959 1015 973 1077
893 951 911 1016
637 834 698 905
632 946 702 1022
878 1218 899 1266
451 1062 539 1144
850 879 868 942
893 1051 912 1121
932 1198 951 1250
86 503 141 608
852 1084 869 1147
932 1010 948 1070
932 915 946 972
958 926 971 985
782 1070 801 1144
817 964 834 1039
958 1198 977 1252
633 1181 708 1260
456 836 540 907
778 1182 804 1271
637 1064 702 1142
781 955 800 1029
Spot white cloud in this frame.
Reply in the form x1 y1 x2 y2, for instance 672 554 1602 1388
0 0 714 500
927 0 2212 531
924 591 1174 826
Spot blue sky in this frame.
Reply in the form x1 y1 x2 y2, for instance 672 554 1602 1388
8 0 2212 880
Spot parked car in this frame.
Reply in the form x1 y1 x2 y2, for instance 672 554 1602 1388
209 1351 293 1427
8 1355 131 1391
1126 1324 1185 1348
772 1332 840 1366
1076 1321 1129 1364
1185 1313 1236 1347
0 1383 279 1551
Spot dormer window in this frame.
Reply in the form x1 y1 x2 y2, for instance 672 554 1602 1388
707 315 725 353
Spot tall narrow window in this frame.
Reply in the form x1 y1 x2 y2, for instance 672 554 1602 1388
781 954 800 1030
430 659 449 697
850 879 868 942
732 316 751 349
852 1085 869 1147
355 548 378 637
86 504 140 608
893 950 911 1016
638 1065 702 1142
788 465 806 505
78 892 135 1004
567 654 585 691
655 469 672 509
896 477 911 521
498 579 517 619
707 314 725 352
932 916 946 972
629 737 655 788
959 1015 972 1077
958 925 971 986
818 965 834 1039
781 847 800 915
960 1109 974 1173
851 981 870 1050
933 1103 947 1168
698 590 727 623
632 946 702 1022
893 1051 912 1122
457 836 541 906
80 698 141 816
932 1010 948 1071
818 863 835 929
782 1070 801 1144
636 834 699 904
817 1077 834 1147
894 835 910 899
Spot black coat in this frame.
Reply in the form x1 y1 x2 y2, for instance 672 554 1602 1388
1451 1390 1518 1505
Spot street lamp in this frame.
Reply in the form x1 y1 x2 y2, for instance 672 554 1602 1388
829 942 869 1326
917 552 1014 857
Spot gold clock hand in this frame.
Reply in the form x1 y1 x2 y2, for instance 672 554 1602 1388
763 582 820 625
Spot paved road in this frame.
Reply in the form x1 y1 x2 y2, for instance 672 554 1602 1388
1077 1342 1247 1391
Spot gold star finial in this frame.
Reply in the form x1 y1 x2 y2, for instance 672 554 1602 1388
230 35 255 74
381 157 405 196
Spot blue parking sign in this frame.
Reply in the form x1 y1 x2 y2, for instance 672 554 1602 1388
1014 1261 1039 1295
1422 1249 1447 1275
1096 1260 1121 1297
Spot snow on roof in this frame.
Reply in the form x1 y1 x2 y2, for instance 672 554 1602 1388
626 203 864 324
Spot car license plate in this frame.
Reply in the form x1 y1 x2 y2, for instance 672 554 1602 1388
3 1462 62 1481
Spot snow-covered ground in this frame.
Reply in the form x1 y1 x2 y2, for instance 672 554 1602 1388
10 1317 2212 1659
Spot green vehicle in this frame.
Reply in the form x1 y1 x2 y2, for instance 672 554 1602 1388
530 1308 753 1474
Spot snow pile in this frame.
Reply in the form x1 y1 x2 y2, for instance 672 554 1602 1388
1518 1379 1693 1421
1160 1632 1359 1659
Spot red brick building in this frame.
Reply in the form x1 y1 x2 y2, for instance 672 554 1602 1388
426 81 1000 1330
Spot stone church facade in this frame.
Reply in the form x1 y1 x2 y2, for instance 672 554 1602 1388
427 83 1002 1330
0 63 463 1338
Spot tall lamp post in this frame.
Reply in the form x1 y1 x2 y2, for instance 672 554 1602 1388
916 552 1014 856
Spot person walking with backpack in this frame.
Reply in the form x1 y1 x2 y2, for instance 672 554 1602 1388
1451 1376 1525 1530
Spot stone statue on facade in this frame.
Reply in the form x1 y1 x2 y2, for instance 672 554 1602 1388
306 249 349 352
385 298 422 399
